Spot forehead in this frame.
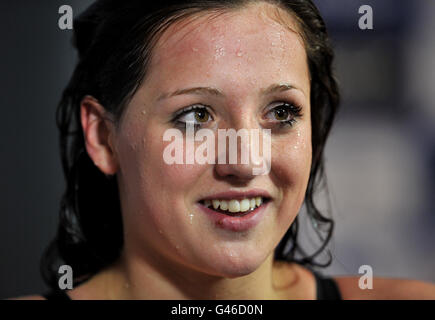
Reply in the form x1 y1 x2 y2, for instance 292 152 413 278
146 2 310 97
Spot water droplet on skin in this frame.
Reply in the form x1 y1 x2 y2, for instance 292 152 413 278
175 245 180 250
189 213 194 225
214 45 225 60
236 50 243 57
141 110 146 116
124 282 130 289
158 229 163 234
294 130 302 150
192 47 198 52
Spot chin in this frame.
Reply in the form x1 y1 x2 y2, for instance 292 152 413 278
201 250 268 279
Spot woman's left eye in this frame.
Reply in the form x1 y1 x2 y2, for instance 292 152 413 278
264 103 303 127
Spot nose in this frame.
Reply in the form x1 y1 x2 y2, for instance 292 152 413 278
214 115 270 180
214 134 256 180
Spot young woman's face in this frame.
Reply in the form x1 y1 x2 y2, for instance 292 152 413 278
113 2 311 277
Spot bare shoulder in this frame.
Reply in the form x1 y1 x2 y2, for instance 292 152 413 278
6 295 46 300
333 276 435 300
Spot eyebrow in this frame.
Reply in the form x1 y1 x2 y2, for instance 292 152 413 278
157 83 303 101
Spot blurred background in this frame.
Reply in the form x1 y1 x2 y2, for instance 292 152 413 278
0 0 434 298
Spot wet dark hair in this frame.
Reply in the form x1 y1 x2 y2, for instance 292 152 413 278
41 0 340 289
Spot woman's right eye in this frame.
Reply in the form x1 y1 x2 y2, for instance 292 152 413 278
172 105 213 129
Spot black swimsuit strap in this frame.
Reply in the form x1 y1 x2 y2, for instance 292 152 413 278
312 271 342 300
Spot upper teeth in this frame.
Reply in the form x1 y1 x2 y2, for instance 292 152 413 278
203 197 263 213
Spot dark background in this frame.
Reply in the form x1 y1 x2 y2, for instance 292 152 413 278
0 0 91 298
1 0 434 298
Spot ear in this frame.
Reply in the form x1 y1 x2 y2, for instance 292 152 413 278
80 95 119 175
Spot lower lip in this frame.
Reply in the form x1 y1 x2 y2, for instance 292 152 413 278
196 201 270 232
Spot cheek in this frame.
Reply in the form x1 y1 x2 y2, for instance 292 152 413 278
116 123 204 222
141 132 206 195
271 126 312 212
116 122 210 252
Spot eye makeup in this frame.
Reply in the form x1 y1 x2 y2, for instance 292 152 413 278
170 101 303 131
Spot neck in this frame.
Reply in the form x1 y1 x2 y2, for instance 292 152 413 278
101 247 296 300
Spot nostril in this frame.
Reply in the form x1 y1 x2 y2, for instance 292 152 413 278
214 163 257 181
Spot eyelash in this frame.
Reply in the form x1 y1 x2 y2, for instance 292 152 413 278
171 104 212 130
267 103 303 128
171 102 303 130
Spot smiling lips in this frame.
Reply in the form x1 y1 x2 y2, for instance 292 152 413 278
200 197 266 216
198 189 271 216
